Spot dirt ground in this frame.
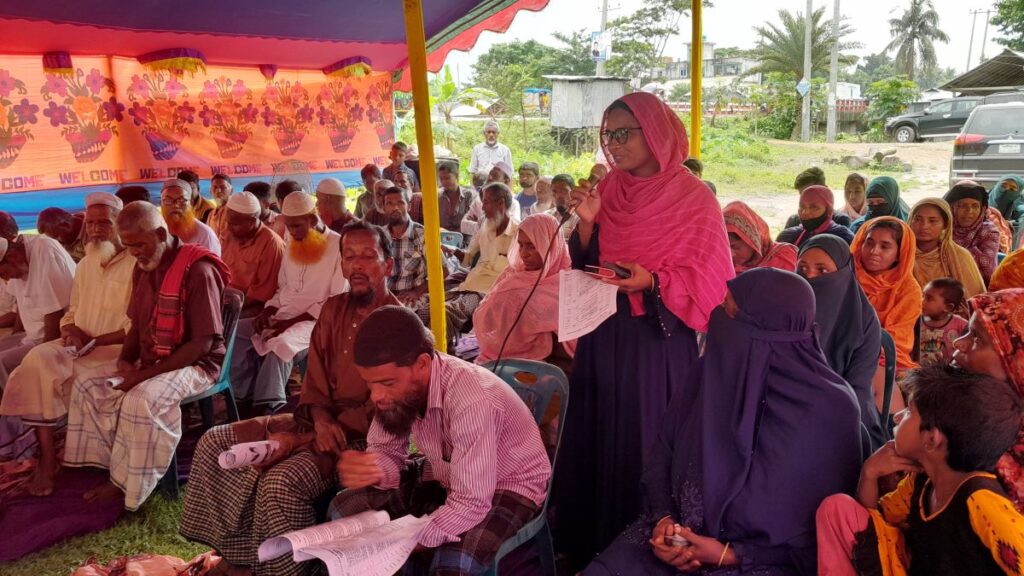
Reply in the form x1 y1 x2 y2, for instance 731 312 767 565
718 140 953 231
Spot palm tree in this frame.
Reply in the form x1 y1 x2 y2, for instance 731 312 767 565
748 7 860 80
885 0 950 80
429 65 496 149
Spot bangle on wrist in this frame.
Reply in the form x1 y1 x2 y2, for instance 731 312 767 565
718 542 731 568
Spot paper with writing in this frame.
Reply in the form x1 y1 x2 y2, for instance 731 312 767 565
558 269 618 342
257 510 389 562
299 514 432 576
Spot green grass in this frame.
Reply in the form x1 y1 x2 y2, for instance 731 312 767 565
1 493 207 576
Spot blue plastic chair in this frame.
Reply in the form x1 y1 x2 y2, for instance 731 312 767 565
440 231 463 249
879 329 897 441
481 359 569 576
161 287 244 498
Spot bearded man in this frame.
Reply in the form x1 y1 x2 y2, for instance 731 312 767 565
37 207 86 262
177 169 216 223
316 177 355 234
63 201 227 510
231 192 347 416
0 193 135 496
160 178 222 256
205 173 234 241
181 221 401 576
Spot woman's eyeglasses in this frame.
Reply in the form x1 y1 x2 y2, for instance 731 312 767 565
599 127 643 145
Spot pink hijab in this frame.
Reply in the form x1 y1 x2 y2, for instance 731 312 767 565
596 92 733 331
473 213 575 364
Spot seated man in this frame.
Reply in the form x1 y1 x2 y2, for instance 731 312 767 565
204 173 234 240
354 163 382 219
439 183 518 342
383 186 430 310
244 180 279 234
550 173 581 241
181 221 402 576
271 179 305 239
316 177 355 234
363 179 394 227
159 178 222 255
438 161 478 234
0 225 76 388
232 192 346 415
461 162 521 238
63 201 227 510
220 192 286 317
115 185 152 205
334 306 551 576
177 169 216 223
37 207 85 262
0 211 20 339
0 193 134 495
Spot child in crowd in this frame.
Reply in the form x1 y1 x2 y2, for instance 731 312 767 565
382 141 419 192
914 277 969 367
839 172 868 220
816 365 1024 575
683 157 717 195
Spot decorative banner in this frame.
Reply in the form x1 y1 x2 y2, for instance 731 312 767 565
0 55 395 194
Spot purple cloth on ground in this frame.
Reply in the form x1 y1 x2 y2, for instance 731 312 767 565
0 467 123 562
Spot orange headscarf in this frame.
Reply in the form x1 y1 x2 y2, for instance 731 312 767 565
851 217 922 369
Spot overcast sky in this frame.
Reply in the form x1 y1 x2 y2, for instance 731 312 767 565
443 0 1003 83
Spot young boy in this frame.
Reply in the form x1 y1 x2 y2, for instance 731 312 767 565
816 366 1024 576
516 161 540 212
914 278 969 367
381 141 420 193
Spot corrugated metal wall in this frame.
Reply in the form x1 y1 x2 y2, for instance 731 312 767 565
550 79 627 129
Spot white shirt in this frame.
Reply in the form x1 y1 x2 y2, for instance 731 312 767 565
461 197 520 236
459 217 518 294
0 282 15 316
267 229 348 320
182 220 222 256
468 142 513 176
6 236 76 344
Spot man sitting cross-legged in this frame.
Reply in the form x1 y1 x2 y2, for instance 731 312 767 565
231 191 347 417
181 221 402 576
62 201 228 510
0 193 134 496
333 305 551 576
220 192 285 318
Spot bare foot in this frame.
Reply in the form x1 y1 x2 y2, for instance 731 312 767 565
83 481 124 504
26 462 58 497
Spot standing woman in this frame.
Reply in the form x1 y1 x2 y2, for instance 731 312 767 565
849 176 909 234
908 198 986 307
945 180 1001 284
796 234 885 451
953 289 1024 512
851 217 922 413
554 92 734 569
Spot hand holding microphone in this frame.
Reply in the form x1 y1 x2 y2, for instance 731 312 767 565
569 164 608 224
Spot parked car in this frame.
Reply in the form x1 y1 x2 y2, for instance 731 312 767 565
983 90 1024 105
885 97 982 143
949 102 1024 189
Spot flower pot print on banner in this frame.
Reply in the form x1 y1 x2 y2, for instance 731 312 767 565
263 80 313 156
126 72 195 161
200 77 257 159
40 68 122 163
317 80 363 153
144 130 184 161
0 69 37 168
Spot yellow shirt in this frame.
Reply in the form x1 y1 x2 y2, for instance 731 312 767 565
60 248 136 336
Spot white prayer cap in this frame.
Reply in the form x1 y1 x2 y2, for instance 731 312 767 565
226 191 261 215
484 120 500 132
316 178 346 197
0 238 7 263
161 178 192 199
493 161 513 179
85 192 123 211
280 191 316 217
373 179 394 193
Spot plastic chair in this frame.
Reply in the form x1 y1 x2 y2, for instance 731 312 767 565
481 359 569 576
161 287 244 498
440 231 463 249
998 252 1007 265
879 329 897 441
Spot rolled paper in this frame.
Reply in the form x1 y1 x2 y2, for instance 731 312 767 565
43 52 74 77
138 48 208 77
259 64 278 81
218 440 281 469
323 56 372 78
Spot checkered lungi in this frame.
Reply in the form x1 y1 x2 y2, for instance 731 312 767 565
180 424 347 576
329 471 538 576
63 365 213 510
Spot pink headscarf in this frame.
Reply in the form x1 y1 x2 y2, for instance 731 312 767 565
473 213 575 364
793 185 836 246
596 92 733 331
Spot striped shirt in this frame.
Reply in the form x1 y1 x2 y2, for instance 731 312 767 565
367 353 551 547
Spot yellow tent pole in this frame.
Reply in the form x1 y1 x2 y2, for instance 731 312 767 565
402 0 447 352
690 1 702 158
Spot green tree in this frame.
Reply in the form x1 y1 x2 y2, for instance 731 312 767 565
914 65 957 91
487 63 535 152
747 7 860 80
548 30 597 77
885 0 950 81
865 76 919 130
669 82 691 101
606 0 709 82
429 65 496 150
472 40 556 93
714 46 755 59
993 0 1024 51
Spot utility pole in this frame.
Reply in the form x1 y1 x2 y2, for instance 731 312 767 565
596 0 609 76
980 9 992 62
826 0 840 143
967 9 978 71
801 0 813 142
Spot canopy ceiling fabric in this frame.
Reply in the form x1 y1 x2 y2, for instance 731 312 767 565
0 0 549 77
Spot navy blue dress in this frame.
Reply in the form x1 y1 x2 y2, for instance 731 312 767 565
553 226 699 569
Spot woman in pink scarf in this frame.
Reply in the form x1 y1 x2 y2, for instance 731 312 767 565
723 200 798 274
554 92 734 570
472 213 575 370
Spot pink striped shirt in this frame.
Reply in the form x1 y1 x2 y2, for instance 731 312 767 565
367 353 551 547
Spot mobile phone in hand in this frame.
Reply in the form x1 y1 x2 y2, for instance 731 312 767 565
601 262 632 279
